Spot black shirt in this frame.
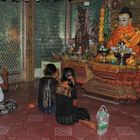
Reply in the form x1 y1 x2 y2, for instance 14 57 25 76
55 86 77 117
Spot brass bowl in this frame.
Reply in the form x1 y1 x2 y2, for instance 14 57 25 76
114 52 131 65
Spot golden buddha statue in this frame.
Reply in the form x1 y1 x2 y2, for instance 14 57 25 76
107 7 140 56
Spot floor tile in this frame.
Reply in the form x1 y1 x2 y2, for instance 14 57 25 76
54 127 72 136
115 127 136 135
0 125 10 135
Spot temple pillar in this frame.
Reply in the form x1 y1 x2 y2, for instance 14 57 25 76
23 0 35 81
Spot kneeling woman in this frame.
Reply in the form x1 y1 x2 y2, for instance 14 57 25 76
38 63 59 113
55 67 90 125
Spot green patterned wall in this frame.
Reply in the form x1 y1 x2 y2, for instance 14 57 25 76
35 0 66 68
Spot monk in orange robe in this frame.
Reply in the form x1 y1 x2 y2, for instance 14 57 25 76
107 7 140 56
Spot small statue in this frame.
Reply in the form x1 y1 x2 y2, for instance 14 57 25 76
77 46 82 60
83 47 89 60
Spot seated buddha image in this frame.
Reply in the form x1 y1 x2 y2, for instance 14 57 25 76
107 7 140 56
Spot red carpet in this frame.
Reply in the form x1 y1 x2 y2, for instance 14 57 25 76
0 81 140 140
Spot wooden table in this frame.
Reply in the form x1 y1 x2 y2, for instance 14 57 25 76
83 61 140 100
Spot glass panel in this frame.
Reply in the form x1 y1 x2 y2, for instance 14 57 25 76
35 0 66 68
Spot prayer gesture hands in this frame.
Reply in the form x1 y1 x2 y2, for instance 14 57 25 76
1 67 8 78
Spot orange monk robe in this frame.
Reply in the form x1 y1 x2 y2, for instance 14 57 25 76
107 25 140 55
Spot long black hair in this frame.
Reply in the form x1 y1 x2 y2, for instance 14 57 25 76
62 67 75 81
61 67 75 87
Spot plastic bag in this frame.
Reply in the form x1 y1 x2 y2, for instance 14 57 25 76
96 105 110 135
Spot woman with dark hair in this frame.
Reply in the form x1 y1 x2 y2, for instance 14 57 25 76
38 63 59 114
61 67 77 106
55 67 90 125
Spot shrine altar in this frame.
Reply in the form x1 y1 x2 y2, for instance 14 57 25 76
61 60 93 84
83 61 140 100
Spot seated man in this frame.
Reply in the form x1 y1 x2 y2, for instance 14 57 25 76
107 7 140 56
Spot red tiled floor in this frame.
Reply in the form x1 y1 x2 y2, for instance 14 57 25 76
0 80 140 140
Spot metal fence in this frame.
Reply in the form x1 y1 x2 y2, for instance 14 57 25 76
0 1 23 83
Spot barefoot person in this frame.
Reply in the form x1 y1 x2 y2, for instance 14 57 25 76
38 63 59 114
55 67 90 125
